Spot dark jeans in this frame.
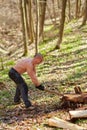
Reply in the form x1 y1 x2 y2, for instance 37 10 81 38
8 68 30 106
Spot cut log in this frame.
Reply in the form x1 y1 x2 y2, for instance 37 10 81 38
48 117 87 130
69 110 87 119
62 92 87 103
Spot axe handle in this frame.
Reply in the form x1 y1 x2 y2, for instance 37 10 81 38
45 89 64 96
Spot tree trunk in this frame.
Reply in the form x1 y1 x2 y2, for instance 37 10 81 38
27 0 35 44
55 0 67 49
68 0 71 20
81 0 87 26
52 0 57 25
39 0 47 40
19 0 28 56
35 0 39 54
78 0 81 17
75 0 79 18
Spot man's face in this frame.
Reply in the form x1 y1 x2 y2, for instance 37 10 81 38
36 57 43 64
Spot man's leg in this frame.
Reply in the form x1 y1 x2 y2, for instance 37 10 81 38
19 82 32 108
14 86 21 104
8 68 32 108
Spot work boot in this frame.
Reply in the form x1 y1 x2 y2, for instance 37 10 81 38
25 100 32 108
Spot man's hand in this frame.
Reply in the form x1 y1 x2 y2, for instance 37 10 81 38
36 84 44 91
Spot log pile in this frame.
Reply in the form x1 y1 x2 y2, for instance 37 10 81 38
47 87 87 130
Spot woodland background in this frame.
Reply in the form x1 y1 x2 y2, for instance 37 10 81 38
0 0 87 130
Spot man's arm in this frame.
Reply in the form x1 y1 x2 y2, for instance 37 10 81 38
27 69 44 90
27 70 40 86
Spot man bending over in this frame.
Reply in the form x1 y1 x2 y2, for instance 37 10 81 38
8 53 44 108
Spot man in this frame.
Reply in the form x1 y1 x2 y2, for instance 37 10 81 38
8 53 44 108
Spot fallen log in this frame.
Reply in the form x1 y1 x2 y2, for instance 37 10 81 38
45 87 87 108
59 92 87 109
62 86 87 103
69 110 87 119
45 87 87 104
62 92 87 103
48 117 87 130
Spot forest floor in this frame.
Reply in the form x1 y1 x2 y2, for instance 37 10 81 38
0 1 87 129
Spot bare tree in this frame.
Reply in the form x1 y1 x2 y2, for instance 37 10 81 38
35 0 39 54
55 0 67 49
19 0 28 56
52 0 57 25
27 0 34 44
75 0 79 18
75 0 82 18
68 0 71 20
39 0 47 40
78 0 82 16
